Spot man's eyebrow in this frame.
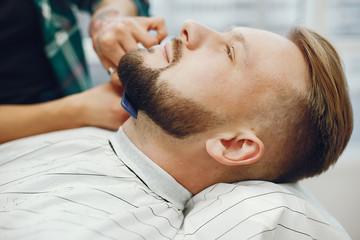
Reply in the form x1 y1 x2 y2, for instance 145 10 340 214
226 27 249 66
225 26 235 33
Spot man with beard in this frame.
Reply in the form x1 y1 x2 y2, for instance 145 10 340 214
0 21 352 239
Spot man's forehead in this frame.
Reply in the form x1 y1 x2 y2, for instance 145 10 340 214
226 26 257 34
226 26 285 41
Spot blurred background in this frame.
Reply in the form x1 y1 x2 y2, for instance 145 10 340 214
77 0 360 238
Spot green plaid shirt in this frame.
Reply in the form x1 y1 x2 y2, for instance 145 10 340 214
33 0 149 96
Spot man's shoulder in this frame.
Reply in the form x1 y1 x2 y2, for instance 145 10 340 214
1 127 113 145
180 181 350 240
0 127 115 160
187 181 303 206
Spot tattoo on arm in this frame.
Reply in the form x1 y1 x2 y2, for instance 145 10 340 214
90 10 120 35
93 1 110 12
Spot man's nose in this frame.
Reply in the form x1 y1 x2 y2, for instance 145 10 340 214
179 20 218 50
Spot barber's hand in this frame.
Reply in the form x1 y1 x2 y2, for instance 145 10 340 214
90 14 167 86
74 82 129 130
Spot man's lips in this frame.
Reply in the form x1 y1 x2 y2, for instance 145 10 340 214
149 44 169 63
164 42 170 63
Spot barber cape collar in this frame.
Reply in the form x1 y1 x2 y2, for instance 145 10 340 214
110 127 192 209
121 92 138 119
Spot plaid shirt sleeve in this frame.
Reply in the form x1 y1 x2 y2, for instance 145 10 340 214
33 0 149 96
131 0 150 16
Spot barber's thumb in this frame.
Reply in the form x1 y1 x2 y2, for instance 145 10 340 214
139 34 158 48
141 17 167 43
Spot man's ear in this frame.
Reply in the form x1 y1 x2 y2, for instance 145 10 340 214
206 132 264 166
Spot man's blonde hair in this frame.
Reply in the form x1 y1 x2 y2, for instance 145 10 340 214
269 26 353 182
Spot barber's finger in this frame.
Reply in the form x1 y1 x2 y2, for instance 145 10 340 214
155 26 168 43
131 26 159 48
98 34 126 66
142 17 168 43
110 72 121 88
117 31 138 53
98 55 122 87
110 79 124 96
106 65 121 87
109 67 121 88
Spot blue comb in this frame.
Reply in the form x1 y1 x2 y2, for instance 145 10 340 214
121 92 138 119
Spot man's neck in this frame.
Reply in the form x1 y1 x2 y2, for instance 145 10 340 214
122 116 226 194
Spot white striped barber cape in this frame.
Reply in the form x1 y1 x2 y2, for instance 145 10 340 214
178 182 350 239
0 127 350 239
